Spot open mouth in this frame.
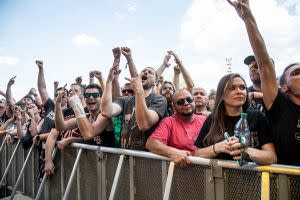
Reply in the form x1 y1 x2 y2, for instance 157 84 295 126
141 75 147 80
87 102 96 106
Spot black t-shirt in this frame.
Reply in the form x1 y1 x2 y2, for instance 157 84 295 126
86 130 115 147
40 98 76 134
194 110 272 160
266 91 300 166
0 112 9 127
248 86 265 112
114 92 167 150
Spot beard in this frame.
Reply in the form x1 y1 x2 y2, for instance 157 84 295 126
143 82 154 90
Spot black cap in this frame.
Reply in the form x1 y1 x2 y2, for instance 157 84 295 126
244 55 256 65
244 55 274 65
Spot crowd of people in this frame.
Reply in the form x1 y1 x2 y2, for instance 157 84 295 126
0 0 299 180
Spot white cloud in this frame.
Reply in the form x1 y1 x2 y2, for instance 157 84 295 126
128 4 137 12
72 34 100 47
0 56 19 65
180 0 300 90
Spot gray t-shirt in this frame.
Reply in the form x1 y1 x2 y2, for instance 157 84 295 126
114 92 167 150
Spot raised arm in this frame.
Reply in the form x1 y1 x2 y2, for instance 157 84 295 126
173 65 181 90
169 51 194 93
227 0 277 110
111 47 122 100
5 76 16 108
121 47 139 78
0 90 6 97
156 53 171 80
36 60 50 104
53 81 59 99
54 90 77 131
128 76 160 131
100 52 123 117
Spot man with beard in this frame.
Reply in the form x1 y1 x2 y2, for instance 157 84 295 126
71 47 167 150
160 81 176 116
228 0 300 165
146 89 206 166
244 55 265 112
192 87 211 117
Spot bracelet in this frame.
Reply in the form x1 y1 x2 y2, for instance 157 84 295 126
213 144 218 155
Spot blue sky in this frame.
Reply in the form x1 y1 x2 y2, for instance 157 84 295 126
1 0 300 100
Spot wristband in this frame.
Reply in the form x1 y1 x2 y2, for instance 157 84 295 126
213 144 218 155
68 95 86 118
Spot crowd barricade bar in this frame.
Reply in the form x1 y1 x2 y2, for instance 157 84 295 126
163 161 175 200
1 141 300 200
35 147 57 200
109 154 125 200
261 171 270 200
0 140 20 188
62 148 82 200
0 139 5 155
129 156 134 200
10 145 34 199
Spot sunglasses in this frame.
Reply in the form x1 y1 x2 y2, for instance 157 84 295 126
248 62 258 69
84 92 102 98
121 89 134 94
176 96 193 106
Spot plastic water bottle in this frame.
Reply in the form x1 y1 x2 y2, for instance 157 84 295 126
233 113 250 166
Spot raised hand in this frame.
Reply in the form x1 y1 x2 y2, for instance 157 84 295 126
107 62 121 81
54 81 59 88
35 60 43 69
92 70 103 80
75 76 83 85
112 47 121 59
227 0 252 21
55 89 65 104
168 50 181 64
163 53 171 67
89 71 95 79
8 76 16 86
28 88 38 96
121 47 132 61
125 76 143 94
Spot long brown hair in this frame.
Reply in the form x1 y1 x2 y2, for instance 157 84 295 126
204 73 249 146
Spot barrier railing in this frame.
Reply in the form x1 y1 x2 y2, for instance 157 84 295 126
1 137 300 200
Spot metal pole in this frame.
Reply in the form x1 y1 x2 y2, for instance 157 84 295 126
163 162 175 200
10 145 34 199
109 155 125 200
0 139 5 154
62 148 83 200
35 147 57 200
261 172 270 200
129 156 134 200
0 140 20 188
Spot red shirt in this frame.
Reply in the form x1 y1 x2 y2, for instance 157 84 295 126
149 114 206 153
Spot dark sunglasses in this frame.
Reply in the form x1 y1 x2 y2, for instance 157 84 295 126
122 89 134 94
84 92 102 98
176 96 193 106
248 62 258 69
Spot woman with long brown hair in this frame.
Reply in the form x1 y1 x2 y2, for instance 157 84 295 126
194 73 277 165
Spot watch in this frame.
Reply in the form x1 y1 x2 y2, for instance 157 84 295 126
241 148 251 161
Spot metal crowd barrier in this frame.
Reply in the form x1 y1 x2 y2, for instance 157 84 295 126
1 137 300 200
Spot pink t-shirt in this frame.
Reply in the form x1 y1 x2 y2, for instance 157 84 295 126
149 114 206 153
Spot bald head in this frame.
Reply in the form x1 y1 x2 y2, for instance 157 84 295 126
172 89 192 104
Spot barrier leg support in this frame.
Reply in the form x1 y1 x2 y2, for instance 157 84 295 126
109 154 125 200
0 140 20 188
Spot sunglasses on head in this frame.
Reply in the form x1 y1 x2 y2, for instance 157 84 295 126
84 92 101 98
176 96 193 106
121 89 134 94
